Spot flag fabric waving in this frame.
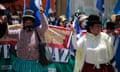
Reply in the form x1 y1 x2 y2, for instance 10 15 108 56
73 17 82 39
114 0 120 14
115 36 120 72
45 0 51 17
66 0 72 21
29 0 42 27
23 0 26 14
96 0 104 14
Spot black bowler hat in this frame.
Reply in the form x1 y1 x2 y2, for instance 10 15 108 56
106 22 115 30
22 9 35 21
86 15 101 27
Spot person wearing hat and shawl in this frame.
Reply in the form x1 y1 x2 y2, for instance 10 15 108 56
72 15 115 72
104 22 117 45
5 7 48 72
78 14 88 37
79 14 88 29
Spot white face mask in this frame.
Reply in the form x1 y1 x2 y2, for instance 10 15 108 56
12 20 20 24
49 17 55 22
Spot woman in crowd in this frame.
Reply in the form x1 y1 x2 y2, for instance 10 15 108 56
0 4 18 72
57 15 67 27
72 15 115 72
5 7 48 72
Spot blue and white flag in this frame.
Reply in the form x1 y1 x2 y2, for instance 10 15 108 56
29 0 42 27
115 36 120 72
96 0 104 14
114 0 120 14
45 0 51 17
73 17 82 39
23 0 26 14
66 0 72 21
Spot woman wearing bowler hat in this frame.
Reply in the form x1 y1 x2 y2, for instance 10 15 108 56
72 15 115 72
5 7 48 72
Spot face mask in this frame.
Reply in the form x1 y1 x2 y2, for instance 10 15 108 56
49 17 55 22
23 25 34 32
11 18 20 24
12 20 20 24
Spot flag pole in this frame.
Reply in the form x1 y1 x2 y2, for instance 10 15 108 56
67 16 77 48
23 0 26 14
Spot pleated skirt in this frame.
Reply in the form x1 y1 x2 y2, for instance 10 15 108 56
82 62 115 72
12 57 43 72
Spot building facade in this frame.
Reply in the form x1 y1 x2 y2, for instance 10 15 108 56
1 0 118 18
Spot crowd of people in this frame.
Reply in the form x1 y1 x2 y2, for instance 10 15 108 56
0 3 120 72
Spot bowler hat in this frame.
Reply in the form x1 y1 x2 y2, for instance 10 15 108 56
22 9 35 21
106 22 115 30
87 15 101 27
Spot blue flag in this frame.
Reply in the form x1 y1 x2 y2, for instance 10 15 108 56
66 0 72 21
69 17 82 56
96 0 104 14
74 17 82 39
115 36 120 72
69 38 75 56
29 0 41 27
45 0 51 17
23 0 26 14
114 0 120 14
